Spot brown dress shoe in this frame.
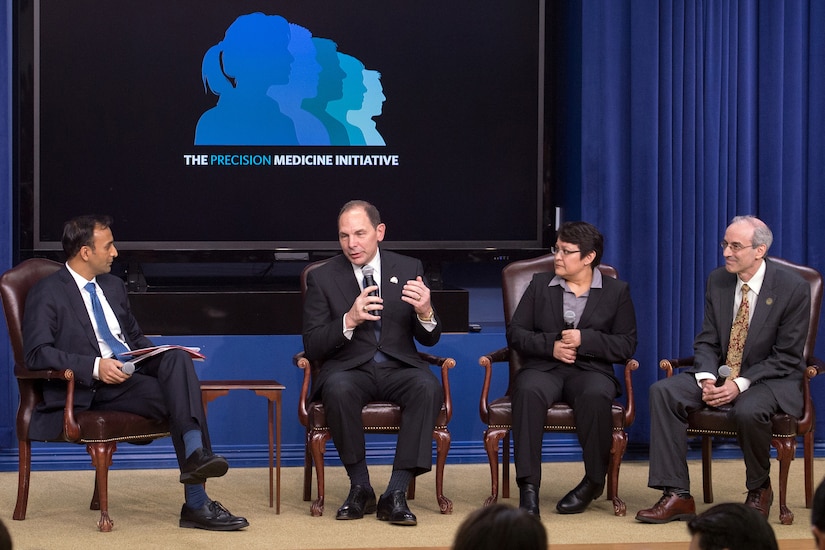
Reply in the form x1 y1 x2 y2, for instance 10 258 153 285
635 493 696 524
744 482 773 519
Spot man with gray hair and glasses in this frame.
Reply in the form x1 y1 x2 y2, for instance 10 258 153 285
637 215 811 524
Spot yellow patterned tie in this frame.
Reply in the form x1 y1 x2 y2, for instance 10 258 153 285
726 283 750 378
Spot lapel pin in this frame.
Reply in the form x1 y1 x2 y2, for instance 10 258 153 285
390 276 399 284
765 297 773 305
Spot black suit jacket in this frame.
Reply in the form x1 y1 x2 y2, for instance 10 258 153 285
690 258 810 416
22 266 154 439
302 251 441 397
506 269 637 393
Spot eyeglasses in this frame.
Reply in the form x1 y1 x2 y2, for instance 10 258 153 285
720 240 758 252
550 246 581 256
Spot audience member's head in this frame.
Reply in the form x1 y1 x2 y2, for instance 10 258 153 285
811 478 825 549
687 502 777 550
0 517 12 550
452 503 546 550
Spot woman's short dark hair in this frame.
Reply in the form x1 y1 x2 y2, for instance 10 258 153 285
687 503 778 550
61 214 113 259
452 504 547 550
556 221 604 267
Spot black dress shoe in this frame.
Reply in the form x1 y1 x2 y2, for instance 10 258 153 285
179 500 249 531
377 490 417 526
179 449 229 484
556 476 605 514
336 485 377 520
519 483 540 517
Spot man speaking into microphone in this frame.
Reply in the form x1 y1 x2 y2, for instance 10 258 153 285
506 221 637 517
302 200 441 527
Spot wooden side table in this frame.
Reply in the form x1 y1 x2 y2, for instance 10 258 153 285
200 380 286 513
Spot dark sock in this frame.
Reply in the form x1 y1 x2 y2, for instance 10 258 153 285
666 487 691 498
344 459 371 489
184 484 208 510
385 469 414 495
183 429 203 459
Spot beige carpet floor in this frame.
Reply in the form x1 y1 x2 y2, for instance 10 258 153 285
0 458 819 549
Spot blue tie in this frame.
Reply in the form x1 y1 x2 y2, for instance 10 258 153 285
84 282 129 358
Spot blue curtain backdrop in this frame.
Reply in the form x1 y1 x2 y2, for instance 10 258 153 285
565 0 825 443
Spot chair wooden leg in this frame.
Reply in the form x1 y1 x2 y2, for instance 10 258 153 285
503 430 511 499
608 430 628 516
86 441 117 532
14 440 32 521
805 431 815 508
303 433 313 502
91 476 101 510
701 436 714 503
774 436 796 525
433 427 453 513
483 427 508 506
309 429 331 517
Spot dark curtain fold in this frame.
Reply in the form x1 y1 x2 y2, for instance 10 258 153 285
568 0 825 443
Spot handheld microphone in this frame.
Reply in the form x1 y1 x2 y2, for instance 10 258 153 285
563 310 576 329
714 365 732 387
121 361 136 375
362 265 381 317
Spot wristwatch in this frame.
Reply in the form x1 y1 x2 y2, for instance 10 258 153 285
417 309 435 322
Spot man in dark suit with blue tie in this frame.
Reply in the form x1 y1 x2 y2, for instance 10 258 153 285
22 214 248 531
637 216 811 524
302 200 443 526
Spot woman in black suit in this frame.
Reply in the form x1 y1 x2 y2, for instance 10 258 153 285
507 221 637 517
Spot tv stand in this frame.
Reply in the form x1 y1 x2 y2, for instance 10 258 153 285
129 287 469 335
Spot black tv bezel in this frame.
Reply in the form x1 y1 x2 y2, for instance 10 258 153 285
13 1 551 268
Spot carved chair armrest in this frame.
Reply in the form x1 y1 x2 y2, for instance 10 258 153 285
798 357 825 433
659 356 695 377
622 358 640 427
417 352 456 424
14 365 81 441
808 356 825 376
478 346 509 422
293 351 311 427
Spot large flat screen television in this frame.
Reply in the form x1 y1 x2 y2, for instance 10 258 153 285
14 0 546 267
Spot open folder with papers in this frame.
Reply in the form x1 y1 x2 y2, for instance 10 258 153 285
119 345 205 374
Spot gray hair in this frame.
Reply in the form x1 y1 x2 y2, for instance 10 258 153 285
731 215 773 251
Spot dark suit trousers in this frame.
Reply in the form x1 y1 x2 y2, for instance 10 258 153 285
90 349 210 468
321 360 443 475
511 365 616 487
648 372 778 491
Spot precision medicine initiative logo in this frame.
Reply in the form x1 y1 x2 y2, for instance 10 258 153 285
195 12 386 146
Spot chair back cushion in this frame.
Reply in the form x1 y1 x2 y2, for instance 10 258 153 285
767 257 823 363
0 258 63 368
300 258 333 296
500 254 618 378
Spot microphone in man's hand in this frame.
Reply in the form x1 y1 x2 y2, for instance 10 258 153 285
564 310 576 329
714 365 732 387
362 265 381 317
121 361 136 375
